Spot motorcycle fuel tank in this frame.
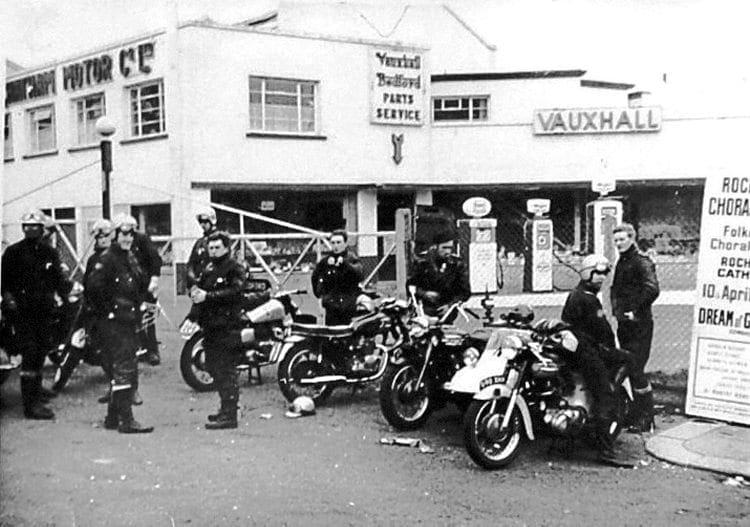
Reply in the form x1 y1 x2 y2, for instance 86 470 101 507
246 299 284 324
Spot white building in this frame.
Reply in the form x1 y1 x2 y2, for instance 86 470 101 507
4 2 749 281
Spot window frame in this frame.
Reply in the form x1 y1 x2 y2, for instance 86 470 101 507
127 79 166 138
4 112 13 160
26 104 57 154
432 95 490 123
248 75 319 134
72 92 106 146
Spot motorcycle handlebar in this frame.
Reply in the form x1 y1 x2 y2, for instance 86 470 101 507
273 289 306 298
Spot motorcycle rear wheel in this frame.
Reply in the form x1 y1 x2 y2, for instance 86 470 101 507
463 398 523 470
379 362 434 430
277 343 334 405
179 332 215 392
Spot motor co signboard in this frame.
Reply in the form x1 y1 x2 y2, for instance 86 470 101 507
369 47 425 126
686 176 750 425
533 106 661 135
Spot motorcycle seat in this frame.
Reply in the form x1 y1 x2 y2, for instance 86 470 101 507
290 323 353 338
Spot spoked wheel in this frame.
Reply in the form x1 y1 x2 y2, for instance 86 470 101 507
277 343 334 405
379 362 433 430
179 332 215 392
463 398 524 470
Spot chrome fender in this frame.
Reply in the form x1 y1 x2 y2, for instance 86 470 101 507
276 335 309 363
473 390 534 441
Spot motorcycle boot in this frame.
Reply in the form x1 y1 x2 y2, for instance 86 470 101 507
205 374 239 430
146 349 161 366
627 385 655 433
104 395 119 430
21 373 55 420
39 384 58 401
115 389 154 434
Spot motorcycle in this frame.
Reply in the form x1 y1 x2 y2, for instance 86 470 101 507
180 284 313 392
276 294 410 404
378 287 491 431
462 318 633 470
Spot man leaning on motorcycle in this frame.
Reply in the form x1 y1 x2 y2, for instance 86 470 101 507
311 229 364 325
406 230 470 317
561 254 635 462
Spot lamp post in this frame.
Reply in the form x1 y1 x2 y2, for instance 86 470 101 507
95 116 116 220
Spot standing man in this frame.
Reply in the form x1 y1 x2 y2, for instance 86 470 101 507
407 231 470 316
311 229 364 325
1 210 72 419
87 215 153 433
112 213 162 366
186 206 219 290
611 223 660 433
183 231 249 430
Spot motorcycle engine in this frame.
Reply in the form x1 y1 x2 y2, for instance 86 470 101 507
543 406 587 433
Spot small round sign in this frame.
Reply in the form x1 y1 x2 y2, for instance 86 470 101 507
462 197 492 218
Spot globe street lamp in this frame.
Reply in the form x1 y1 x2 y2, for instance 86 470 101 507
95 116 116 220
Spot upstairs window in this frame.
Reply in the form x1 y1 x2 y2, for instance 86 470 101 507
27 104 56 153
433 96 489 122
4 112 12 160
128 80 166 137
73 93 105 145
249 76 317 133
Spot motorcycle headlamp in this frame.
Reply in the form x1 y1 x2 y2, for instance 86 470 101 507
499 335 523 359
559 330 579 353
462 347 481 368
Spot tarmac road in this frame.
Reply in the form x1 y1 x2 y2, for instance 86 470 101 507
1 305 748 526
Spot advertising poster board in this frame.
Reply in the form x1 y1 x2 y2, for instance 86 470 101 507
686 175 750 425
369 47 425 126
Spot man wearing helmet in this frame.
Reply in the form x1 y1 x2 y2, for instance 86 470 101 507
112 213 163 366
611 223 660 433
562 254 636 461
1 210 72 419
186 206 219 290
311 229 364 325
86 215 153 433
407 231 470 317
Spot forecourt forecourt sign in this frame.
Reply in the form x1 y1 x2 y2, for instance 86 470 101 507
686 175 750 425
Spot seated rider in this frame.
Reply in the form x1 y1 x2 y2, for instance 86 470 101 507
561 254 634 460
311 229 364 325
406 231 470 317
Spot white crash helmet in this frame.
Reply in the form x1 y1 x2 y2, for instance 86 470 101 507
285 395 316 418
579 254 611 281
20 209 46 225
90 219 113 237
195 206 217 225
112 213 138 233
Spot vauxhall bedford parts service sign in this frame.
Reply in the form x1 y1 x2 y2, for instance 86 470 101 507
686 175 750 425
369 47 425 126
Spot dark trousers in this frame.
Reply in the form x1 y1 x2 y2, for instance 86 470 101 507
13 317 55 408
617 318 653 391
98 319 138 390
203 329 243 412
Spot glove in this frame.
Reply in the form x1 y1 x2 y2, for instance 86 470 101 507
148 276 159 296
180 319 199 338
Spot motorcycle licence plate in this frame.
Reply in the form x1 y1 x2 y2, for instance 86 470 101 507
479 374 507 390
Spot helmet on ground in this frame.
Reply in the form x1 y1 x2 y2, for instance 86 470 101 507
285 395 316 418
20 209 46 225
579 254 611 281
112 213 137 233
90 219 113 237
195 206 217 225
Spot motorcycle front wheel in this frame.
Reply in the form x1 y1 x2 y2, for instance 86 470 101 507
277 342 334 405
179 332 215 392
379 362 434 430
463 398 523 470
52 346 82 392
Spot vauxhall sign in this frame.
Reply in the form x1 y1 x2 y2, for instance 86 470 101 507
533 106 662 135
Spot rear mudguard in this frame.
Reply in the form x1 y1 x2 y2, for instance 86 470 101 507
474 390 535 441
276 335 314 363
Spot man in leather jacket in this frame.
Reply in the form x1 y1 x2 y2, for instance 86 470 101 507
186 206 219 290
1 210 72 419
184 231 260 430
407 231 470 316
86 215 153 433
311 229 364 325
611 223 660 433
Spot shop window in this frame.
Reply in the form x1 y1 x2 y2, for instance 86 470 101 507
248 76 317 133
433 96 488 122
72 92 105 145
4 112 12 160
40 207 77 270
128 80 166 137
131 203 171 236
26 104 56 153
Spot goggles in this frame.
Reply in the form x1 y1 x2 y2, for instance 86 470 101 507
591 264 611 276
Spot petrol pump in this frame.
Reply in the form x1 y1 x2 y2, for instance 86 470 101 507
523 199 553 292
457 197 498 294
585 179 623 262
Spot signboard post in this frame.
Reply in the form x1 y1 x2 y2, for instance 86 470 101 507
686 175 750 425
